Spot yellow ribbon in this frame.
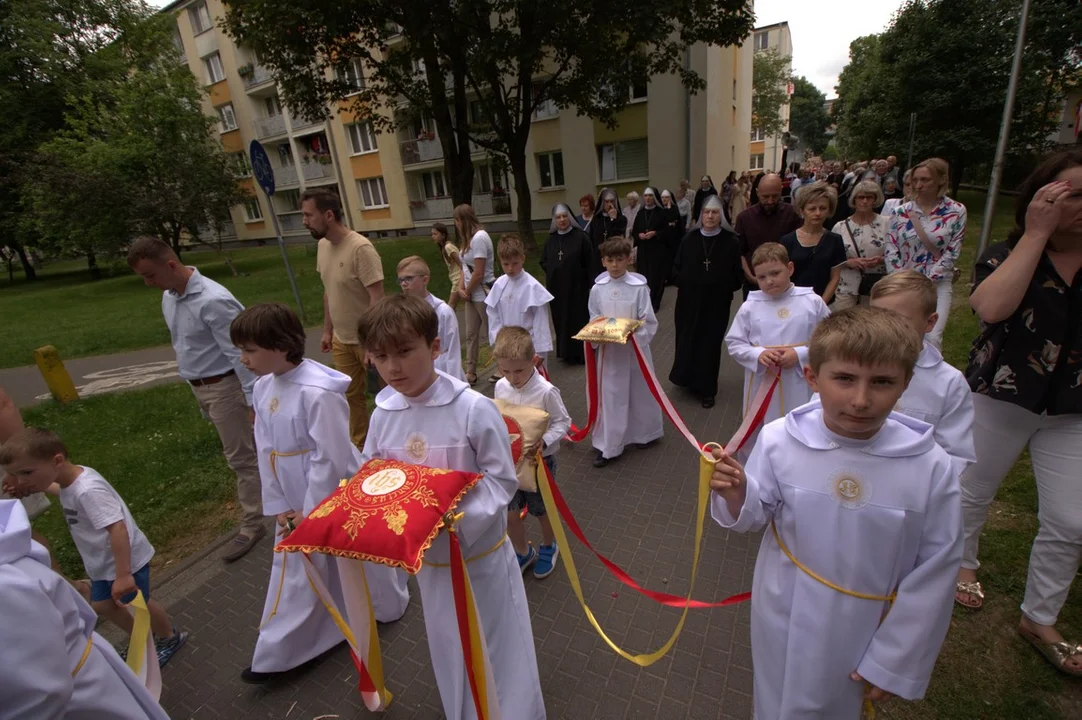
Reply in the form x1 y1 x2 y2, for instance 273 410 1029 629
125 590 152 678
71 635 93 677
259 552 288 630
269 449 311 484
537 442 717 667
770 520 896 718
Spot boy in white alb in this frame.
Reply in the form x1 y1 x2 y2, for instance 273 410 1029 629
0 499 170 719
869 270 976 478
710 307 963 720
493 326 572 579
0 429 187 667
725 242 830 458
587 237 663 468
230 303 410 684
358 295 544 720
398 255 465 381
486 234 554 374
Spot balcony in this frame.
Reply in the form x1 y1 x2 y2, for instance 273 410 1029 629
241 62 274 91
301 159 334 182
291 113 325 133
253 114 287 139
473 192 512 216
195 221 236 242
273 164 300 187
408 197 453 221
399 137 444 165
276 211 307 234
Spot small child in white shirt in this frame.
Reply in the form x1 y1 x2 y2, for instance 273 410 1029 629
397 255 465 381
493 326 572 579
869 270 976 477
0 429 187 667
486 235 554 378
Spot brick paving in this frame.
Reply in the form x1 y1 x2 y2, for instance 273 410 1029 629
148 289 758 719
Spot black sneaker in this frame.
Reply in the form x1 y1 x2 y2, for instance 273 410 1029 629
155 628 188 668
593 452 610 468
240 666 281 685
633 439 660 450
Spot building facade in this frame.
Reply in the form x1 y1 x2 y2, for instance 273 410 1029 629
749 21 792 173
167 0 754 242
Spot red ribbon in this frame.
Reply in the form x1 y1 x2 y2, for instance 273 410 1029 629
566 344 601 442
449 531 487 719
348 649 379 696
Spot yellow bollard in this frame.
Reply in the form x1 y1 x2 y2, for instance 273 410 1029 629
33 346 79 404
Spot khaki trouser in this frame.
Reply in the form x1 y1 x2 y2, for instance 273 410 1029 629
832 293 866 310
463 299 488 376
191 374 263 535
332 338 370 449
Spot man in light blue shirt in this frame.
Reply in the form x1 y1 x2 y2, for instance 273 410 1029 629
127 238 265 562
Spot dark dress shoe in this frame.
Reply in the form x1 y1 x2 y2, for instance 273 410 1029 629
702 396 716 409
633 439 659 450
593 452 611 468
240 667 280 685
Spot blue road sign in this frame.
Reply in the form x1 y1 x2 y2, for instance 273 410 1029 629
249 140 275 196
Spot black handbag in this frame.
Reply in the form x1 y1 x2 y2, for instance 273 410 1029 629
845 219 886 296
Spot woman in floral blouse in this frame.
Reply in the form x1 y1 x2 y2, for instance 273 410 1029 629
831 179 889 309
884 157 967 347
957 148 1082 677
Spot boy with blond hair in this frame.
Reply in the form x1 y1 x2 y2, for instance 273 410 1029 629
0 428 187 667
493 326 572 578
870 270 976 477
710 306 962 719
486 234 554 378
725 242 830 458
588 237 663 467
229 303 409 684
357 295 544 719
396 255 464 381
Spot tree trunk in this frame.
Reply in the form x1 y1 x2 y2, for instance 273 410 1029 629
7 242 36 280
86 251 101 280
951 155 965 198
508 153 535 254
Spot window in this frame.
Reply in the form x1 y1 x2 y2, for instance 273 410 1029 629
216 103 237 132
411 113 436 139
203 52 225 84
336 59 365 94
264 94 282 117
537 151 564 189
281 189 301 210
531 84 558 120
232 152 252 178
171 26 185 54
421 170 447 198
243 198 263 221
754 31 768 50
596 139 648 182
469 99 488 127
347 122 378 154
277 143 294 166
188 2 212 35
474 163 506 194
410 57 426 76
630 79 648 102
751 127 766 142
357 177 389 208
750 153 765 170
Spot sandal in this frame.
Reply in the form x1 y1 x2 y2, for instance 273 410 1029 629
466 373 478 385
954 580 984 609
1018 625 1082 677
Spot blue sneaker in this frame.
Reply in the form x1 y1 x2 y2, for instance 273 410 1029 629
534 542 559 579
155 628 188 668
516 545 537 573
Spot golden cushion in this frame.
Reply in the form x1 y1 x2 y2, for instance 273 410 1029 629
493 399 551 493
573 316 644 345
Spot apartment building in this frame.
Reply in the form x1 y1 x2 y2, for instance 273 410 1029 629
168 0 754 242
749 21 792 173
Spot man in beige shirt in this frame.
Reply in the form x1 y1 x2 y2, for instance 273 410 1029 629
302 188 385 448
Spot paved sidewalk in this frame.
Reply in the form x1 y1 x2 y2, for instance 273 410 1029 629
123 289 759 719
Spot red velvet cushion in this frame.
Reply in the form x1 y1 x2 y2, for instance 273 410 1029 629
276 458 482 574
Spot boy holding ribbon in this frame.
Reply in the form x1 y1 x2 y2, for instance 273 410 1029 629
710 306 962 719
230 303 409 684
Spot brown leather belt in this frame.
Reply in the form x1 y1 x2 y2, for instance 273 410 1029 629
189 369 236 387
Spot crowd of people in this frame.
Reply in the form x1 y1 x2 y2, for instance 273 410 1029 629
0 145 1079 719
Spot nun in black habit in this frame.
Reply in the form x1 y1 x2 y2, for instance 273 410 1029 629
631 186 670 312
691 175 719 225
669 194 743 408
660 189 683 284
588 187 627 276
540 203 593 364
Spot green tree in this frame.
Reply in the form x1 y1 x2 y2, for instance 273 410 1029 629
22 13 246 275
752 47 790 137
833 0 1082 191
223 0 756 249
789 76 830 154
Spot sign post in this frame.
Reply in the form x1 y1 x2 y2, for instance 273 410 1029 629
250 140 307 323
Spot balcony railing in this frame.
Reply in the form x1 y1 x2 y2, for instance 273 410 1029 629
276 212 307 233
195 221 236 242
399 137 444 165
301 160 334 181
242 63 274 90
408 192 510 222
253 114 287 139
273 164 300 187
291 113 325 132
473 192 512 216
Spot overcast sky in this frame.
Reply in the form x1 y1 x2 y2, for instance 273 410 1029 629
149 0 903 99
754 0 907 98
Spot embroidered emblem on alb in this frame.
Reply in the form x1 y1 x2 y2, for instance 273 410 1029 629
828 468 870 510
776 307 791 320
268 397 279 414
609 288 621 300
405 432 429 463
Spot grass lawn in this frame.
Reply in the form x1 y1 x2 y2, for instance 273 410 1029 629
0 233 546 370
